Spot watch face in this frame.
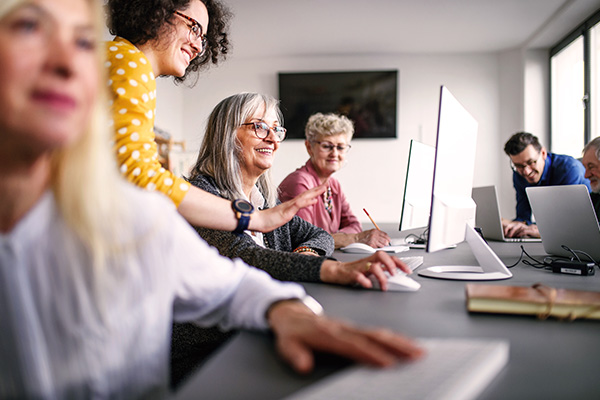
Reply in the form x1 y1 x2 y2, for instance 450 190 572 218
234 199 254 213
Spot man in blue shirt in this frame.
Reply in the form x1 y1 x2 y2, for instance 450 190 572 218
503 132 590 238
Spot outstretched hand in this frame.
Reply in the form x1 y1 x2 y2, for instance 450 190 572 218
320 251 412 291
250 181 328 233
267 300 424 374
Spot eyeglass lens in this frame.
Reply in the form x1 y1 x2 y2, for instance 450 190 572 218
512 158 537 171
249 122 286 141
318 142 350 153
175 11 207 54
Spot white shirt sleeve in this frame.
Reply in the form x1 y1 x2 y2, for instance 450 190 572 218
153 192 306 331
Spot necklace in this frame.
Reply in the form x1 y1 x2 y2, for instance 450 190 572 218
323 186 333 214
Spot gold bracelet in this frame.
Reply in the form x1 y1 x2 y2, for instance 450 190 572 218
293 246 319 256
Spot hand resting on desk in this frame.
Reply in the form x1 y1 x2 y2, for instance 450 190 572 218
267 299 424 374
320 251 412 291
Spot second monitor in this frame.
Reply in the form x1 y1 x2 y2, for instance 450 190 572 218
418 86 512 281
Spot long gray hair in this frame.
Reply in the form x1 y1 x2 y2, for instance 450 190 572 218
188 92 283 208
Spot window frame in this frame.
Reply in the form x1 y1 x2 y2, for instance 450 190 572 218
550 8 600 148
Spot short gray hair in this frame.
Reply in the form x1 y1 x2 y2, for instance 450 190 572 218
583 137 600 160
188 92 283 208
305 113 354 143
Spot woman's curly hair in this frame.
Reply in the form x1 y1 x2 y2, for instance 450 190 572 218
106 0 232 85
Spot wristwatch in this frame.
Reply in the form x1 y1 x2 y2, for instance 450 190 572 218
232 199 254 235
299 295 324 316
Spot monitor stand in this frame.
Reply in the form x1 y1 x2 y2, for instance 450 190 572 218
418 225 512 281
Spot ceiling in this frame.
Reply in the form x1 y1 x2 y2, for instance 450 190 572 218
224 0 600 57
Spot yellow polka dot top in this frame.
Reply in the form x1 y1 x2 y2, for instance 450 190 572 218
106 37 190 207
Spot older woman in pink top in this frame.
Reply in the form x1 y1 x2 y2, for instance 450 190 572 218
279 113 390 249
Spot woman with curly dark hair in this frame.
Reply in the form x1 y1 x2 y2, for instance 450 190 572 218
104 0 325 235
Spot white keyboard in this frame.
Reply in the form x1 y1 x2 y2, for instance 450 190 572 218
283 338 509 400
399 256 424 272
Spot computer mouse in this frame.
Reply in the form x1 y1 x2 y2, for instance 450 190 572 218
369 272 421 292
340 242 376 254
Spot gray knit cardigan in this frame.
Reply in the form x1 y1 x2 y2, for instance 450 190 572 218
187 174 335 282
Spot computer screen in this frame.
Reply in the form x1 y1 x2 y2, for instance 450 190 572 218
278 70 398 139
399 140 435 231
419 86 512 281
426 86 478 252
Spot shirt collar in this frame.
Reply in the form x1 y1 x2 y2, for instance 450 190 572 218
247 185 265 210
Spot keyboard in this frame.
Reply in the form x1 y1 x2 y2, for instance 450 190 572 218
283 338 509 400
502 237 542 243
399 256 424 272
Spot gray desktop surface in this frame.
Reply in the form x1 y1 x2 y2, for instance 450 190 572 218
174 226 600 400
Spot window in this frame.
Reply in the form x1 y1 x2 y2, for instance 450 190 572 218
591 21 600 139
551 37 584 157
550 9 600 157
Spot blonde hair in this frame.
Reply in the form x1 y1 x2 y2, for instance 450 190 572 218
304 112 354 143
2 0 130 268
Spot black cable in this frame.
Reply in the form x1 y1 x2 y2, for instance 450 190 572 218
507 245 551 269
404 228 428 245
560 245 598 266
511 244 600 273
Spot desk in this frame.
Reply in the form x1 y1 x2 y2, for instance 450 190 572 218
174 226 600 400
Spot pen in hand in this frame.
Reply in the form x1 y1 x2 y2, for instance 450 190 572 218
363 208 381 230
363 208 391 246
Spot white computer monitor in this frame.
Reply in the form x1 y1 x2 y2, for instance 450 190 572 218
399 140 435 231
418 86 512 281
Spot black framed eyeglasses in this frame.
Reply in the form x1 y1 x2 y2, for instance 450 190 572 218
174 11 207 56
242 122 287 142
510 154 541 172
314 141 351 153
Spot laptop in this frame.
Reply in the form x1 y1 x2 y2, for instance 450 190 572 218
472 186 541 243
526 184 600 260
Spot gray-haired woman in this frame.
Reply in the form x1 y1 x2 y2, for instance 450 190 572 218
279 112 391 249
188 93 412 290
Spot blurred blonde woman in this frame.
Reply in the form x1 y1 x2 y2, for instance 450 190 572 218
0 0 422 397
279 112 391 249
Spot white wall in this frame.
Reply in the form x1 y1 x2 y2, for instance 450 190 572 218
160 51 512 224
155 78 185 141
525 49 550 142
496 49 527 218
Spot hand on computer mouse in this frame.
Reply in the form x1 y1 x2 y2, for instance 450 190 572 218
320 251 411 291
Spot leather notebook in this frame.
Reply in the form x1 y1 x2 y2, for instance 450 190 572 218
465 283 600 321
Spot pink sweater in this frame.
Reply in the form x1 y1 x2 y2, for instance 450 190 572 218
278 160 362 234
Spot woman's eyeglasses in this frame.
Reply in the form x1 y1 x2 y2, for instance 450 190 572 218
242 122 287 142
174 11 207 57
314 141 351 153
